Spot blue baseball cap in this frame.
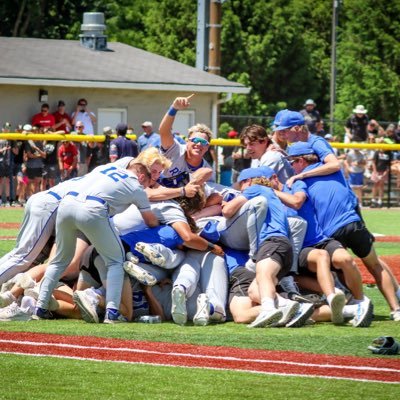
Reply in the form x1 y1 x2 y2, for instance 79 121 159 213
272 109 289 127
286 142 316 157
273 111 305 131
238 166 275 182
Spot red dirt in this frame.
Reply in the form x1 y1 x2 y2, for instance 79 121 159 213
356 256 400 284
0 331 399 383
0 223 20 229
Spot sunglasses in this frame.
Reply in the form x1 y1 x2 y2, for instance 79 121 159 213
189 137 209 146
78 103 87 106
76 126 84 129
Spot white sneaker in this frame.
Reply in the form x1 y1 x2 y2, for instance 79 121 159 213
286 303 315 328
351 298 374 327
390 309 400 322
276 300 300 327
330 291 346 325
126 251 140 264
73 289 99 323
171 286 187 326
248 309 283 328
193 294 210 326
135 242 166 267
24 284 59 311
123 261 157 286
0 291 16 308
0 302 32 321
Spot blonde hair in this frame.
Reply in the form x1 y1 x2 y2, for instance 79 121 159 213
251 177 273 187
188 123 213 142
134 147 171 170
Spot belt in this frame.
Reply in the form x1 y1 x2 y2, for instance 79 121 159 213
67 191 106 205
47 191 62 201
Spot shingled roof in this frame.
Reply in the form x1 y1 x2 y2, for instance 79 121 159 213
0 37 249 94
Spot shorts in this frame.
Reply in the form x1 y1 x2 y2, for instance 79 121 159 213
0 164 10 178
332 220 374 258
228 266 255 305
13 163 22 176
43 164 59 180
349 172 364 187
80 247 102 286
26 167 43 179
255 236 293 280
299 239 344 270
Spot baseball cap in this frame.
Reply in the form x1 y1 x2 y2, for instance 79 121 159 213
272 109 289 127
142 121 153 127
238 166 275 182
116 123 128 133
22 124 32 131
58 100 65 107
103 126 113 135
324 133 333 141
304 99 315 106
286 142 316 158
273 111 305 131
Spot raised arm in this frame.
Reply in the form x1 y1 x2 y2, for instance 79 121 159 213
159 94 194 150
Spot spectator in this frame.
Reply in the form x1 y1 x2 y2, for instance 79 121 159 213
72 121 88 177
138 121 160 151
57 140 78 181
344 105 369 143
299 99 321 135
31 103 55 129
71 98 96 135
41 141 58 191
53 100 72 133
371 149 391 207
109 122 139 162
324 134 339 157
87 126 112 172
367 119 381 137
24 127 46 195
344 148 366 207
0 133 11 206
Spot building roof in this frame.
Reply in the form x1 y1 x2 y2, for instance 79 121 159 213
0 37 249 94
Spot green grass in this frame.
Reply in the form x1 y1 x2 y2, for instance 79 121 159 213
1 354 397 400
363 209 400 236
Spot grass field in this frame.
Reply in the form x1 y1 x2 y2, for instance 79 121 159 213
0 207 399 398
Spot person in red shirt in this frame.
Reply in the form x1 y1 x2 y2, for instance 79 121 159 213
57 141 78 181
31 103 55 129
53 100 72 133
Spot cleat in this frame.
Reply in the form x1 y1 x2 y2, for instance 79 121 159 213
126 251 139 264
103 308 128 324
330 291 346 325
276 300 300 327
171 286 187 326
73 290 99 323
123 261 157 286
24 284 59 311
135 242 166 267
351 298 374 328
193 293 210 326
248 309 283 328
0 302 32 321
32 307 53 320
286 303 315 328
390 309 400 322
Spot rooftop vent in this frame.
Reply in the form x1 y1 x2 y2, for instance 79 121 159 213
79 12 107 51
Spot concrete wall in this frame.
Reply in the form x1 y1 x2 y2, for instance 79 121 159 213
0 84 216 134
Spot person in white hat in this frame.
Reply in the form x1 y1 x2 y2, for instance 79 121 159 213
344 104 369 142
299 99 321 135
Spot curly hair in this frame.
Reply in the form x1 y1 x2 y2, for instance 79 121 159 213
135 147 171 171
250 177 273 188
176 186 207 233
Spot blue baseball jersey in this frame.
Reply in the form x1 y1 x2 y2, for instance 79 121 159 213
301 163 360 237
242 185 289 242
288 180 327 247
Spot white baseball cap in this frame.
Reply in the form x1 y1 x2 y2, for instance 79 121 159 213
141 121 153 127
353 105 368 114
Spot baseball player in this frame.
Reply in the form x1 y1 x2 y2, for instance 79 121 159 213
35 161 159 323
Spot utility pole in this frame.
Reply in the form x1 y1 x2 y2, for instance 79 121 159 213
329 0 340 134
208 0 222 75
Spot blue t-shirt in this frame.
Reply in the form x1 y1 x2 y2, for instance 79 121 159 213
301 163 360 237
288 180 327 247
137 132 161 152
307 135 334 162
223 247 250 276
242 185 289 243
120 225 183 263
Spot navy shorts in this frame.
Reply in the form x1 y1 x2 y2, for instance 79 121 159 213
255 236 293 280
349 172 364 187
332 221 374 258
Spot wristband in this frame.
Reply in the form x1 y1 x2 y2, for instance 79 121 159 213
207 241 215 251
168 106 178 116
